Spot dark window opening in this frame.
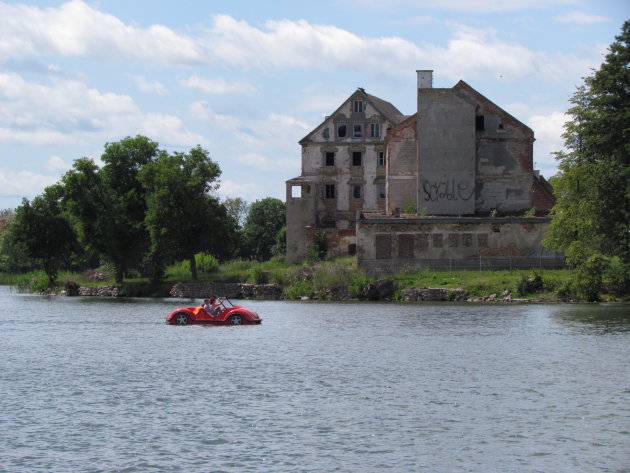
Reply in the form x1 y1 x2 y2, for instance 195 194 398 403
432 234 443 248
399 234 414 258
325 184 335 199
375 234 391 259
352 151 362 166
337 123 346 138
476 115 485 131
353 124 363 138
377 183 386 200
353 185 362 199
353 100 363 113
348 244 357 256
370 123 380 138
378 151 386 167
498 123 504 130
325 152 335 166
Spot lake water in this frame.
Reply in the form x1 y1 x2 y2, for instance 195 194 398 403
1 286 629 473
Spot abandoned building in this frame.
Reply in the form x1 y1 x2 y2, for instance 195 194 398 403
286 70 562 272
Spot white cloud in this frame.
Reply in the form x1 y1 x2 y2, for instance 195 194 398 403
47 155 70 171
353 0 579 13
180 75 256 94
0 170 58 196
529 110 569 176
218 179 259 200
555 11 610 24
0 72 204 148
131 75 167 95
0 0 203 64
0 2 602 88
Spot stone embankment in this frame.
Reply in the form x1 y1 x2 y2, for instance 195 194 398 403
169 282 282 299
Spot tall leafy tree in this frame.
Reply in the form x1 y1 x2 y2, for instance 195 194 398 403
241 198 286 261
8 189 77 287
544 20 630 290
140 146 235 281
61 136 159 283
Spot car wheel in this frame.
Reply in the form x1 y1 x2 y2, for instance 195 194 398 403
228 314 243 326
175 312 189 325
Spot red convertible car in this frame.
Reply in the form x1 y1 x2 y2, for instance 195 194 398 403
166 298 262 326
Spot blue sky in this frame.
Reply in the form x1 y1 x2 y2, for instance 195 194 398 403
0 0 627 210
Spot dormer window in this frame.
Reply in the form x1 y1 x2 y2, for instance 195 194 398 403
353 100 364 113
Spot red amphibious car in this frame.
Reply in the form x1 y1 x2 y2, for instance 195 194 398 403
166 298 262 326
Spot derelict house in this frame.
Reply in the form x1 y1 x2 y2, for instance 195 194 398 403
286 70 562 272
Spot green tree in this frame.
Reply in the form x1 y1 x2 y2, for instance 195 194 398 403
223 197 249 228
7 190 77 287
241 198 286 261
140 146 235 281
61 136 159 283
545 20 630 291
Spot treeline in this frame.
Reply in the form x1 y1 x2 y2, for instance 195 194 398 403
0 136 286 287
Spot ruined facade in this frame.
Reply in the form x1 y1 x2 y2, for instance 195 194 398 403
286 71 561 270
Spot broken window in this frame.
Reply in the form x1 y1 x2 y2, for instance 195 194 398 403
348 244 357 256
352 185 362 199
448 233 459 247
475 115 485 131
325 184 335 199
352 151 362 166
377 151 386 167
377 183 386 200
462 233 473 247
353 124 363 138
370 123 380 138
325 152 335 166
337 123 347 138
375 234 391 259
432 234 443 248
353 100 363 113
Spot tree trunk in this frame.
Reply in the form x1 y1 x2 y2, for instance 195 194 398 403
189 255 198 281
115 264 124 284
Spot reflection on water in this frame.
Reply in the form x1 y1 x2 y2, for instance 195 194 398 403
549 304 630 333
0 289 629 473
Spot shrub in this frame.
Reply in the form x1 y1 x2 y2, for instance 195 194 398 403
573 255 606 302
515 270 544 296
250 265 269 284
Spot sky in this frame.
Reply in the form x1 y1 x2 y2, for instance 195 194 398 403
0 0 628 210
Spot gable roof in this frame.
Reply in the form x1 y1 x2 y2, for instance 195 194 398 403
299 88 406 144
453 80 534 137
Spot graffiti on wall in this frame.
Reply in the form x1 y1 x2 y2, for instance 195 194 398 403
420 177 474 202
480 242 525 257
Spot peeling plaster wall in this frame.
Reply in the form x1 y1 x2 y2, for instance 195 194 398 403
417 88 476 215
357 216 562 272
386 115 417 213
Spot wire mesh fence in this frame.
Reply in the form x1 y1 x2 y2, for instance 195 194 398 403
359 256 567 275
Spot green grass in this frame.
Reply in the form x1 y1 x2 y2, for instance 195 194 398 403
1 258 619 301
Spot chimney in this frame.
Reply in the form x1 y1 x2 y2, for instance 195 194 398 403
417 70 433 89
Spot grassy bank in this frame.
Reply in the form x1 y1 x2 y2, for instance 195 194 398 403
3 256 626 302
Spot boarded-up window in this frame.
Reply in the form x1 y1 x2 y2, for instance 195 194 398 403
448 233 459 247
478 234 488 248
432 234 443 247
417 233 429 250
375 234 391 259
462 233 473 247
399 234 414 258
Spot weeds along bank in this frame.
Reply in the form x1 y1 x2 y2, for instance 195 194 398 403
2 258 627 302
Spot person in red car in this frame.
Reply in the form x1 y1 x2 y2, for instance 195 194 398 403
205 297 224 316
